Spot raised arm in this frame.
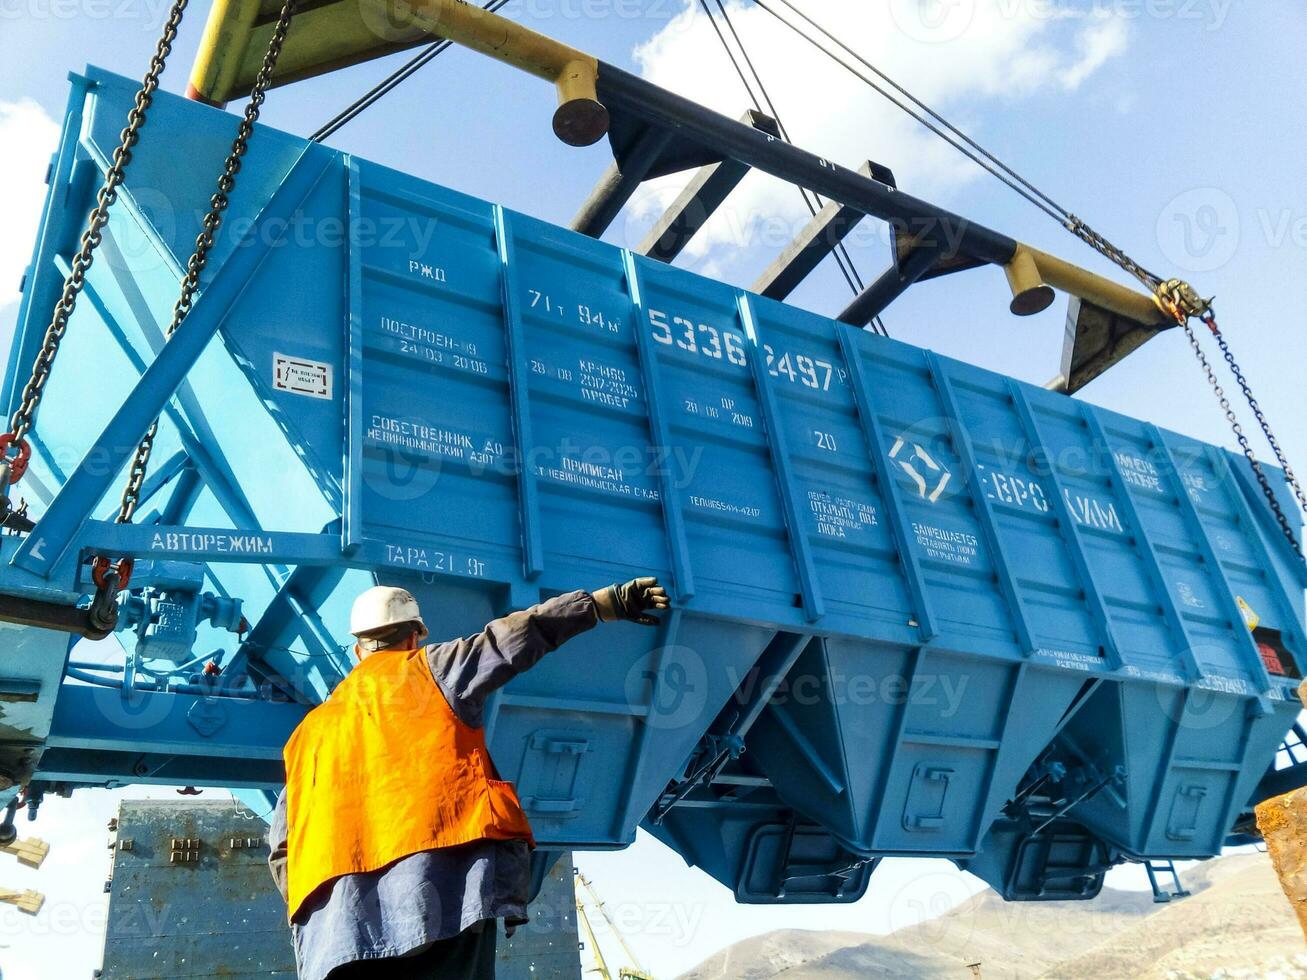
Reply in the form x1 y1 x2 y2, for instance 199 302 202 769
426 591 594 728
428 579 669 728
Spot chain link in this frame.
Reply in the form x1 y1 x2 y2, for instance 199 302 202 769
1065 215 1304 562
0 0 188 483
113 0 298 525
1173 312 1303 558
975 108 1303 563
1203 311 1307 520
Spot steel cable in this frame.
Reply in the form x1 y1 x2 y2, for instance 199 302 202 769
700 0 888 334
310 0 511 143
713 0 872 308
752 0 1166 289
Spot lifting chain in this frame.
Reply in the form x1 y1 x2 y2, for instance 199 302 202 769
93 0 298 594
0 0 188 495
1204 311 1307 519
1065 216 1303 564
111 0 298 529
1158 292 1305 561
1007 121 1301 565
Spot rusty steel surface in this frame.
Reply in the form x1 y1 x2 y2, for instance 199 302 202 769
1257 788 1307 940
100 799 295 979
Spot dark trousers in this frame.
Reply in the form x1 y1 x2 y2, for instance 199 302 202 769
326 921 497 979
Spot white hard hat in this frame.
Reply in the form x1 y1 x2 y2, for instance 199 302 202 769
349 586 429 640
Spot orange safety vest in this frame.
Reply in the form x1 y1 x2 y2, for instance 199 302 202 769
282 646 535 922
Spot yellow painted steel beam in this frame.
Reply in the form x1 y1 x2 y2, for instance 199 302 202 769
381 0 605 144
188 0 605 144
1003 244 1055 317
186 0 262 104
189 0 427 106
1005 243 1170 326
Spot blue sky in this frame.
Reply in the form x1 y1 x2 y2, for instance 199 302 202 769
1 1 1305 977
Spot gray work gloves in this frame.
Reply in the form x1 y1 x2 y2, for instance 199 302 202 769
592 577 670 627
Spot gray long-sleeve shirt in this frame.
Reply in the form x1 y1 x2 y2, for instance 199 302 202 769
268 590 598 980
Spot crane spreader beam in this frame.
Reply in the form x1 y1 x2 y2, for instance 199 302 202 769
187 0 1172 389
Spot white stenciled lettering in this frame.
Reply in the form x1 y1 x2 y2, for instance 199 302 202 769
1114 452 1163 493
526 289 620 333
1064 489 1124 533
578 359 627 383
576 358 640 410
808 490 878 540
1181 470 1208 501
561 456 624 483
1195 674 1249 695
1034 648 1103 673
983 466 1125 536
912 522 979 566
367 416 478 460
986 471 1050 512
149 531 274 554
383 544 486 578
407 260 447 283
379 316 473 354
690 495 761 519
646 307 846 393
581 388 631 409
1177 581 1205 609
536 457 658 501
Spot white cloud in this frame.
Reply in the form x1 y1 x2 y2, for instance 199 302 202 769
0 99 60 312
622 0 1133 278
1059 14 1131 90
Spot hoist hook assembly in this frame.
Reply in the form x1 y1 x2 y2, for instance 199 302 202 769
1154 278 1213 323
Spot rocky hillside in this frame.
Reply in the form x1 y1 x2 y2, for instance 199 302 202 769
678 854 1306 980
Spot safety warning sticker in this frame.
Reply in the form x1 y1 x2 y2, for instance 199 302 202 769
273 353 333 400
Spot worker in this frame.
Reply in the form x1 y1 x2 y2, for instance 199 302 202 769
267 577 669 979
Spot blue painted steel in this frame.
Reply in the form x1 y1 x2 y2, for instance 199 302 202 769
343 157 367 556
1 70 1303 904
926 351 1038 655
495 208 546 580
13 147 333 578
1005 380 1122 668
38 683 302 790
737 293 824 622
1213 444 1307 662
2 73 95 416
1231 455 1307 591
623 253 695 600
835 324 936 643
117 561 245 662
1150 424 1274 704
1080 404 1209 684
